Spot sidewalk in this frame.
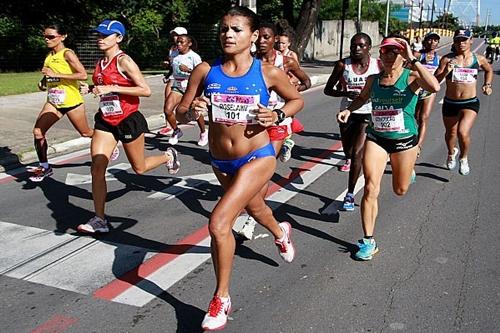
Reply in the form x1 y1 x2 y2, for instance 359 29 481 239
0 64 333 173
0 36 453 173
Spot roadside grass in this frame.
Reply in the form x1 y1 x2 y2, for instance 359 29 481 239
0 71 165 96
0 72 42 96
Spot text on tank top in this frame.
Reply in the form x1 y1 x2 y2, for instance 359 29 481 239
369 68 418 139
44 48 83 107
93 51 140 126
204 57 270 125
340 57 380 114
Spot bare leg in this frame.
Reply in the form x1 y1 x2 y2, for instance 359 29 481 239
123 134 169 175
417 94 436 147
164 92 182 129
456 109 478 159
443 115 459 156
90 130 117 218
360 141 388 237
347 122 367 194
210 156 278 297
33 103 62 163
66 104 94 138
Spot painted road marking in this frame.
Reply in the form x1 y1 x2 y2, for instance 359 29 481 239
95 143 345 306
64 163 131 186
0 143 349 307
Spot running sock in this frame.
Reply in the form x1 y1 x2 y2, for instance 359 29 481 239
364 235 373 239
346 192 354 198
40 162 49 169
34 137 48 164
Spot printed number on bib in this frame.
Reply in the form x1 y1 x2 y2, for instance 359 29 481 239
47 88 66 105
452 68 478 83
99 94 123 117
211 93 259 125
372 108 405 132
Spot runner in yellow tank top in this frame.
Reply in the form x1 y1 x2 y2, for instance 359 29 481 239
30 23 93 182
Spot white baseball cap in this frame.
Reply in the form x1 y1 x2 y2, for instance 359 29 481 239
170 27 188 35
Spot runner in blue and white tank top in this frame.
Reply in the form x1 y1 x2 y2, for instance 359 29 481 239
325 33 380 211
413 31 441 154
175 7 304 331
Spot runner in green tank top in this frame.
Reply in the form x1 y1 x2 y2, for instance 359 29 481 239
337 35 440 261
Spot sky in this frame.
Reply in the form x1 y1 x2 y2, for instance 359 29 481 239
391 0 500 26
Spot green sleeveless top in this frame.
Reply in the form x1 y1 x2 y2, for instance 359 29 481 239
368 68 418 140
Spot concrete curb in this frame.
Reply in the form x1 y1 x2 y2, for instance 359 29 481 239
0 74 331 173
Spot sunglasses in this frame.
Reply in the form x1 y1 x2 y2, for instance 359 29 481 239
380 47 403 55
43 35 61 40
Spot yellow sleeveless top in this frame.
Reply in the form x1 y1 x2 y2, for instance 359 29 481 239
43 48 84 108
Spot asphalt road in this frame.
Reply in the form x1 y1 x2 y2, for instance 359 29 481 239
1 56 499 332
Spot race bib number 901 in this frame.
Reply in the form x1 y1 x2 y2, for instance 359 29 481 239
211 93 259 125
372 108 405 132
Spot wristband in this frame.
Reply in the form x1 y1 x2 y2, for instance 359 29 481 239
410 58 420 65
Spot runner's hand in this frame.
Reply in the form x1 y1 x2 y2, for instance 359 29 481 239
482 83 493 95
179 64 190 73
92 85 114 96
41 67 56 78
255 103 275 127
189 96 209 119
79 82 91 95
337 109 351 123
393 38 413 61
446 59 456 73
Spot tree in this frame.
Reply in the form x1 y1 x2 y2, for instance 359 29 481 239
436 12 459 30
293 0 323 60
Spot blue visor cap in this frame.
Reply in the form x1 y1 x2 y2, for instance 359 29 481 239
95 20 126 36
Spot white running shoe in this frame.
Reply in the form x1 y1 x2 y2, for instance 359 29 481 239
77 216 109 233
236 215 256 240
198 130 209 146
201 295 232 331
459 158 470 175
279 138 295 162
168 128 183 145
29 166 53 182
165 147 180 175
446 147 459 170
110 146 120 161
275 222 295 263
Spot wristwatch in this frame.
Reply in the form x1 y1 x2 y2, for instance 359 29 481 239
273 109 286 125
410 58 420 65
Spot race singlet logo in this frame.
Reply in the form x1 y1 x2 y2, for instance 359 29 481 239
372 107 405 133
99 93 123 117
452 68 478 84
211 93 259 125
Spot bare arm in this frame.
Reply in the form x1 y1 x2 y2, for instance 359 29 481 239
434 54 453 83
478 54 493 95
176 62 210 123
284 57 311 91
324 60 348 97
264 65 304 121
336 75 374 123
409 61 440 93
93 55 151 97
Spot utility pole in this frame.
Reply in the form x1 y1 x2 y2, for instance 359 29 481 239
385 0 391 37
357 0 362 32
419 0 424 30
339 0 349 59
485 9 490 32
431 0 436 27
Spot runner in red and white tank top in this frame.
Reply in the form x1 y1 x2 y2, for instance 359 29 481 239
93 50 139 126
77 19 180 235
324 33 380 212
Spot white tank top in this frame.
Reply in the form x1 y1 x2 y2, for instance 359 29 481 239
340 57 380 114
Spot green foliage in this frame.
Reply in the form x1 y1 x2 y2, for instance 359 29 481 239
319 0 407 35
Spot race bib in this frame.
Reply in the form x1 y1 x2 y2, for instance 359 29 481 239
211 93 259 125
372 108 405 132
452 68 478 83
47 88 66 105
99 94 123 117
173 79 188 90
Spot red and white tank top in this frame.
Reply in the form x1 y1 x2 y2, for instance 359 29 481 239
340 57 380 114
93 51 140 126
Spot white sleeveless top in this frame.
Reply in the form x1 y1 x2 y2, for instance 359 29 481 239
340 57 380 114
